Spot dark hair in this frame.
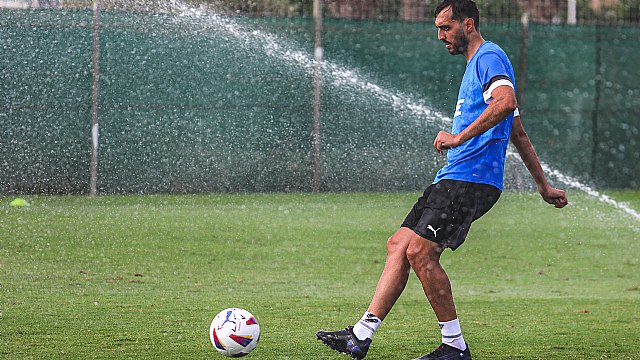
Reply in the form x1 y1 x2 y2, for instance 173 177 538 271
434 0 480 29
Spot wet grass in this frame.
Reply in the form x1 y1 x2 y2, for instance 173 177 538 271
1 191 639 359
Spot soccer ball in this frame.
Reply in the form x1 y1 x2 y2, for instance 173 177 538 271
210 308 260 357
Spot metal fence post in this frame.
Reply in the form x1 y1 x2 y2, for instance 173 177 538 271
591 21 602 182
518 12 529 113
311 0 323 192
567 0 577 25
89 0 101 196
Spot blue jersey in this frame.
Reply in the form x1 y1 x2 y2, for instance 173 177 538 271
433 41 516 191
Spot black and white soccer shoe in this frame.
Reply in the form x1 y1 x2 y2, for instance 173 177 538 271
316 326 371 359
413 343 472 360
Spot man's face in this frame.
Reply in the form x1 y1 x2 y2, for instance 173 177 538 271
435 6 468 55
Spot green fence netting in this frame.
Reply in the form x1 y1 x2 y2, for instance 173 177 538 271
1 9 638 193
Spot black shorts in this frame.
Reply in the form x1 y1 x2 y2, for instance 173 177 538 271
401 179 501 250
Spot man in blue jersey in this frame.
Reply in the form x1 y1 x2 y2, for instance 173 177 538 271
317 1 568 359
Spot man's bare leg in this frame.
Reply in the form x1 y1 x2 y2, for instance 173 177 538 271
406 235 457 322
407 235 469 355
367 227 418 320
316 227 418 359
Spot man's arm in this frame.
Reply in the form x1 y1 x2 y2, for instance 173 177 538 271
510 115 568 208
434 85 517 153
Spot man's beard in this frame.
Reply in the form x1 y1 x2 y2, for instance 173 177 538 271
447 29 468 55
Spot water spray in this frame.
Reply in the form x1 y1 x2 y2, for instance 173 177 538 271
163 0 638 221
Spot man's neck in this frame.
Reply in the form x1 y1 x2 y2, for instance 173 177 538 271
464 34 486 62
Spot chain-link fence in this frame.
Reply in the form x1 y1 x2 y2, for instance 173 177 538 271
1 0 638 193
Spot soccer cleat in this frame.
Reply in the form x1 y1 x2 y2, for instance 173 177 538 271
413 343 472 360
316 326 371 359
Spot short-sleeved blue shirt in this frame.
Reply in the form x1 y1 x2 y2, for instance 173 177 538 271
433 41 516 191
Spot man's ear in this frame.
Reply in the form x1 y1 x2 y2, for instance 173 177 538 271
465 18 475 33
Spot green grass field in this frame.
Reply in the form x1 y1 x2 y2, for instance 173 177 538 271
1 191 639 359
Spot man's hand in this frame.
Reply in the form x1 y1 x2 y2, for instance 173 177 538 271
540 187 568 208
433 131 462 155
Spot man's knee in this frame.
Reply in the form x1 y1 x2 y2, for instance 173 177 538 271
385 228 413 255
386 234 405 256
406 236 442 269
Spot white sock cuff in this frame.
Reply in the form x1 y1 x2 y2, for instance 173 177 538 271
353 312 381 340
438 318 466 350
438 318 462 337
438 318 462 336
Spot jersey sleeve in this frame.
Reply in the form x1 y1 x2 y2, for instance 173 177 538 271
477 52 514 104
